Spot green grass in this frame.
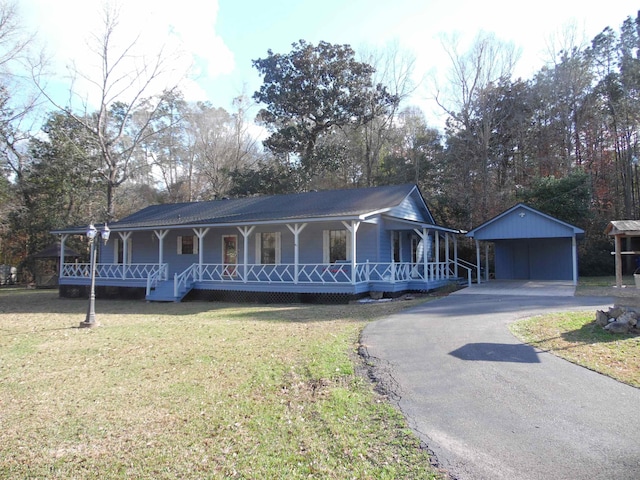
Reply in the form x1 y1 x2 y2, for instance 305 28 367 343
0 289 443 479
577 275 635 288
510 311 640 388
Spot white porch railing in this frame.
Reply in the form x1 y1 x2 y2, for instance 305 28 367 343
191 261 454 285
146 264 169 296
174 263 198 298
61 260 471 293
62 263 168 281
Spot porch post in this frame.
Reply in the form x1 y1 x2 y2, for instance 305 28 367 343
435 232 440 280
445 233 450 279
154 230 169 279
237 226 255 283
119 232 132 279
59 234 68 279
423 229 429 281
342 220 360 284
286 223 307 285
193 228 210 282
475 239 481 284
453 234 459 278
615 234 622 288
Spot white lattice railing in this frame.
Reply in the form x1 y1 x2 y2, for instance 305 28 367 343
62 260 464 289
191 261 453 285
146 264 169 295
62 263 168 281
174 263 198 297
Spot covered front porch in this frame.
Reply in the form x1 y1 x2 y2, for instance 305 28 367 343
57 218 471 302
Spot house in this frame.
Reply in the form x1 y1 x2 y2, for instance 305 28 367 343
466 203 584 285
53 184 468 303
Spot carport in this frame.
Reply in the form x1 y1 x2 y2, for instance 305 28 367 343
466 204 583 285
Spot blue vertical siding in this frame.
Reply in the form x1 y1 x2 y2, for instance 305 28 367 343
474 206 576 240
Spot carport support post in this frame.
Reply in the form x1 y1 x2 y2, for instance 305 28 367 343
485 243 490 281
475 239 482 284
572 235 578 286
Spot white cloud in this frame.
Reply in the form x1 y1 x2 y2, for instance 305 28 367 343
21 0 234 108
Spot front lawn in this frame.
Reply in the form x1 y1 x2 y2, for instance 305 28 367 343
0 289 443 479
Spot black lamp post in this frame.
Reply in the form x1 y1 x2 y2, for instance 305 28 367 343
79 223 110 328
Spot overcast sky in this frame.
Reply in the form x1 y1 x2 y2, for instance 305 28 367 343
20 0 640 125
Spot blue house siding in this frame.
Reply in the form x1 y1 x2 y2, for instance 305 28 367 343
472 205 576 240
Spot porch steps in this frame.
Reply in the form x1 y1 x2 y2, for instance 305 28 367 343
146 279 193 302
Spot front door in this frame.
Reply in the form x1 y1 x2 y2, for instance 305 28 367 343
222 235 238 276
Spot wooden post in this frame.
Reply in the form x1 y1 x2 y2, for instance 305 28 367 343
615 234 623 289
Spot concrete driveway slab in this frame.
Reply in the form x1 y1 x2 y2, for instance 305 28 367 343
452 280 576 296
361 293 640 480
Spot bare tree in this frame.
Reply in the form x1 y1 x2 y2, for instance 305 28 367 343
33 3 185 221
433 32 520 225
356 41 416 186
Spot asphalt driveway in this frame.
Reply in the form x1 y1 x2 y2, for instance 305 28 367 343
361 291 640 480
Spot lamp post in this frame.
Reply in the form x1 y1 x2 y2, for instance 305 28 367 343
80 223 110 328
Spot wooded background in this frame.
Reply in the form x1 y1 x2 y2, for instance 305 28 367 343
1 3 638 280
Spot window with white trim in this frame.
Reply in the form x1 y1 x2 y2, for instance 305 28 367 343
256 232 281 264
177 235 198 255
323 230 350 263
113 238 132 264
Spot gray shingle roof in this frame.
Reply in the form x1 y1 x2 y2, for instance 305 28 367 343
60 184 426 232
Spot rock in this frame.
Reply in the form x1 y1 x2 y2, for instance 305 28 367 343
618 311 637 327
595 310 609 327
604 321 630 334
608 306 624 318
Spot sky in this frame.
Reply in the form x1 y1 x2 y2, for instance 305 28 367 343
19 0 640 127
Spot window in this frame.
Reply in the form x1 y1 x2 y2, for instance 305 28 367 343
257 232 280 264
323 230 349 263
177 235 198 255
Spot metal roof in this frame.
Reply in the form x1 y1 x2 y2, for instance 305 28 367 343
53 184 436 233
605 220 640 236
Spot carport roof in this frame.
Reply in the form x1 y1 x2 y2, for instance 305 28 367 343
466 203 584 241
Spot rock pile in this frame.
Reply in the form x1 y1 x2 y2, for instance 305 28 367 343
595 306 639 334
